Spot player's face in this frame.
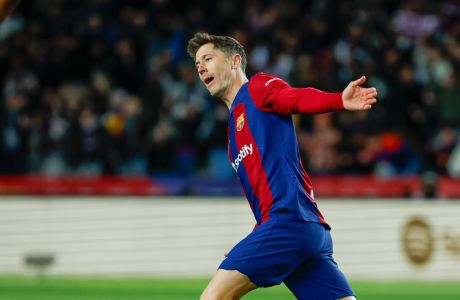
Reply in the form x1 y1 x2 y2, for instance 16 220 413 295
195 43 233 99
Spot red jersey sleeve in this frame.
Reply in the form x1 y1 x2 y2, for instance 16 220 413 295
247 73 344 115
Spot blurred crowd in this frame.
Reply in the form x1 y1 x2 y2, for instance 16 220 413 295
0 0 459 178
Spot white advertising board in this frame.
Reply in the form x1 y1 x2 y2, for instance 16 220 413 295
0 197 459 280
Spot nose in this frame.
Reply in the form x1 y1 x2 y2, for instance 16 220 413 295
198 62 206 75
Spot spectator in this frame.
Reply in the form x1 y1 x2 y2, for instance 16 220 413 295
0 0 458 178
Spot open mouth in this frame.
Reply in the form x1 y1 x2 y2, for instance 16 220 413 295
204 76 214 86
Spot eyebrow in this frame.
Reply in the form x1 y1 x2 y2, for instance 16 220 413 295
195 53 213 66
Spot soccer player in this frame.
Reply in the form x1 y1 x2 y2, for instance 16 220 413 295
187 32 377 300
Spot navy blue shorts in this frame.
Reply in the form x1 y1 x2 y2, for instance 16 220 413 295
219 218 355 300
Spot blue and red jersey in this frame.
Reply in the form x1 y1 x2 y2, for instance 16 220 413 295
227 73 344 228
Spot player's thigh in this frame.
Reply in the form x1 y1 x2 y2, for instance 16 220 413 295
200 269 257 300
284 231 355 300
284 255 354 300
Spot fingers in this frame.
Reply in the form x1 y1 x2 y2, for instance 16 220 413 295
363 87 377 95
366 99 377 106
365 93 377 100
351 75 366 87
361 87 378 100
362 98 377 110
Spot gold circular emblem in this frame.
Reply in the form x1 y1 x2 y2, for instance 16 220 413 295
401 217 434 266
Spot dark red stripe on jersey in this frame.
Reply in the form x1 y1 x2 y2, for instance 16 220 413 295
233 104 274 223
299 158 327 225
229 126 255 214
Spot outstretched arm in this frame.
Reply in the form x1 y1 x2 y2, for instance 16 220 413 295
248 73 377 115
248 73 344 115
342 76 378 111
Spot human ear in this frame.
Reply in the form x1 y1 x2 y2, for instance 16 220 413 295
232 54 241 70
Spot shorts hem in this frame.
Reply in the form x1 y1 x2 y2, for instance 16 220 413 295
218 266 277 288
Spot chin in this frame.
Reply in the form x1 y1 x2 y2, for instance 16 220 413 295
209 88 221 98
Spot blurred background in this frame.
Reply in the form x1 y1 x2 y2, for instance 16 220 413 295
0 0 459 181
0 0 459 299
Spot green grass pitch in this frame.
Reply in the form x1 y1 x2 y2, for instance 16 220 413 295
0 277 459 300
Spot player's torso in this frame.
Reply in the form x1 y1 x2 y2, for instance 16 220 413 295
227 82 326 226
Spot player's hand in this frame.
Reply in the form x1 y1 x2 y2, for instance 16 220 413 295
342 76 377 111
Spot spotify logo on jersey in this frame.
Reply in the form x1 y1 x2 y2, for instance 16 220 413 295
401 217 434 266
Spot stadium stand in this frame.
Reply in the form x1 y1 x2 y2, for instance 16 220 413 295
0 0 459 194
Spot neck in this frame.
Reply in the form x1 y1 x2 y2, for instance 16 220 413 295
221 70 248 109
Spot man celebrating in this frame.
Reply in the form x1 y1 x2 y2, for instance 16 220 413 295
188 32 377 300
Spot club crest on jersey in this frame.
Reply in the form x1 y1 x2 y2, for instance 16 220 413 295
236 113 245 131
